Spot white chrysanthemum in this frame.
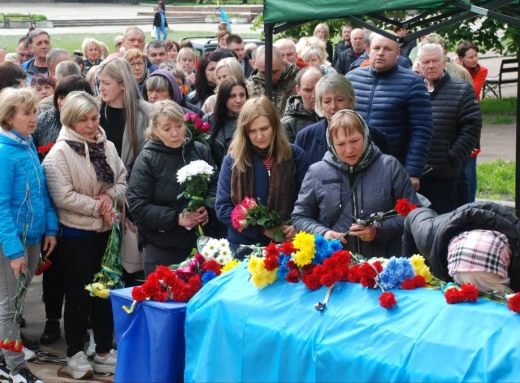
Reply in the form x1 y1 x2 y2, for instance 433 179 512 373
176 160 214 184
218 239 230 248
201 239 220 259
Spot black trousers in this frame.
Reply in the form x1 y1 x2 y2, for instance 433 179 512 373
58 232 114 357
420 176 458 215
42 245 64 320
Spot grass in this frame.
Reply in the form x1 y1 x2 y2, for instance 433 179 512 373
477 160 515 201
483 116 515 124
0 31 254 55
480 97 517 115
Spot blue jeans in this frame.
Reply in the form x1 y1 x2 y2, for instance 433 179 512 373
156 26 168 41
464 156 478 202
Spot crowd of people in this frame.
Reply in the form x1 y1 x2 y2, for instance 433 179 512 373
0 17 509 383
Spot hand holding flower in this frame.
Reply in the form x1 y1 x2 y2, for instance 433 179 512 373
103 209 118 227
324 230 347 244
282 225 297 241
10 257 26 278
179 210 203 229
349 224 376 242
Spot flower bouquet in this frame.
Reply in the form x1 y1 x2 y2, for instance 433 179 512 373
37 142 54 161
123 238 240 313
231 197 290 242
185 112 210 148
343 198 418 238
85 201 124 299
177 160 215 237
34 253 52 276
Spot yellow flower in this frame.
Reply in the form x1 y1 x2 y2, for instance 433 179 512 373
410 254 426 269
248 256 264 274
222 259 240 273
96 289 110 299
415 265 433 283
293 232 315 267
250 268 278 288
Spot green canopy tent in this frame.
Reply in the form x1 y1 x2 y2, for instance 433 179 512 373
262 0 520 212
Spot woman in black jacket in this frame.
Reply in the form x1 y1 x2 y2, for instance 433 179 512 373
127 100 217 276
402 202 520 293
204 77 248 169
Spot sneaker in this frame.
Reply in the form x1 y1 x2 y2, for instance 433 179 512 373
19 334 38 351
85 330 96 358
0 360 9 383
23 348 37 362
67 351 93 379
93 349 117 374
8 368 43 383
40 320 60 345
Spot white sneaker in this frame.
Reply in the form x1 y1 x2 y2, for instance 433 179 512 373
23 347 37 362
67 351 93 379
86 329 96 358
93 349 117 373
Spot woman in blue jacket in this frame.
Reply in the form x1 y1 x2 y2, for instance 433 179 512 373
0 87 58 383
216 97 309 257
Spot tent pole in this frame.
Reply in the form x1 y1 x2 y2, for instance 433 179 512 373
264 23 273 100
515 48 520 218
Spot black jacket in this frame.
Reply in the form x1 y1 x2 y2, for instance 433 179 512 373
126 134 217 258
332 40 351 67
153 11 168 28
334 48 361 75
203 112 238 169
34 109 60 148
425 73 482 178
243 56 254 79
402 202 520 292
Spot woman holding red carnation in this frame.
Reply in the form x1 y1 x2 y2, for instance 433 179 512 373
292 109 420 258
403 201 520 294
215 96 309 257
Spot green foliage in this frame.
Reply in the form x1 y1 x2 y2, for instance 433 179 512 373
477 160 515 201
177 175 213 214
0 13 47 22
480 97 517 115
255 4 520 55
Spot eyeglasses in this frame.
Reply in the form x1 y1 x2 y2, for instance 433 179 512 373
130 62 145 68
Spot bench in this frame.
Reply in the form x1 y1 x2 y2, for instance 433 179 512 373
483 58 518 98
1 13 37 29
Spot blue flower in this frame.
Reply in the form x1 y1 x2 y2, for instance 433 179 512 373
202 271 217 285
379 256 415 290
329 239 343 252
314 235 338 264
276 255 291 280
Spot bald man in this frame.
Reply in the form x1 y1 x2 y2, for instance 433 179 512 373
247 46 299 115
273 38 298 65
347 32 433 191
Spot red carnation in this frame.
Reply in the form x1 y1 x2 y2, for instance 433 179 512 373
285 269 301 283
320 272 336 288
281 241 296 255
461 283 479 302
11 341 23 353
303 273 322 290
286 260 298 270
188 276 202 295
264 255 279 271
132 286 147 302
323 257 339 270
412 275 426 288
332 250 352 266
445 288 465 304
361 277 376 288
348 264 361 283
301 264 315 275
265 243 280 258
395 199 418 217
507 293 520 313
155 265 173 280
202 260 222 276
401 278 416 290
379 292 397 309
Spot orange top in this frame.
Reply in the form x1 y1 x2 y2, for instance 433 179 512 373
469 64 488 102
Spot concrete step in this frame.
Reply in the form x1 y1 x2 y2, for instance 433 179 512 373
51 17 204 27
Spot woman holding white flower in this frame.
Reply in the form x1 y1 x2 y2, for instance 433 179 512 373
127 100 218 276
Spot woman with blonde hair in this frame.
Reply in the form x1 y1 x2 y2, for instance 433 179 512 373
177 47 197 87
43 91 127 379
201 57 245 114
299 45 336 74
0 87 58 383
97 57 151 169
82 38 103 76
313 23 333 63
216 96 309 256
127 100 217 275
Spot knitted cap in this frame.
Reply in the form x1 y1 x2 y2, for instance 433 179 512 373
447 230 510 278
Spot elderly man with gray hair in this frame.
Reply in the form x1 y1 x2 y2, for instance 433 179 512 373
273 38 298 65
22 30 52 85
46 48 71 80
416 43 481 214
